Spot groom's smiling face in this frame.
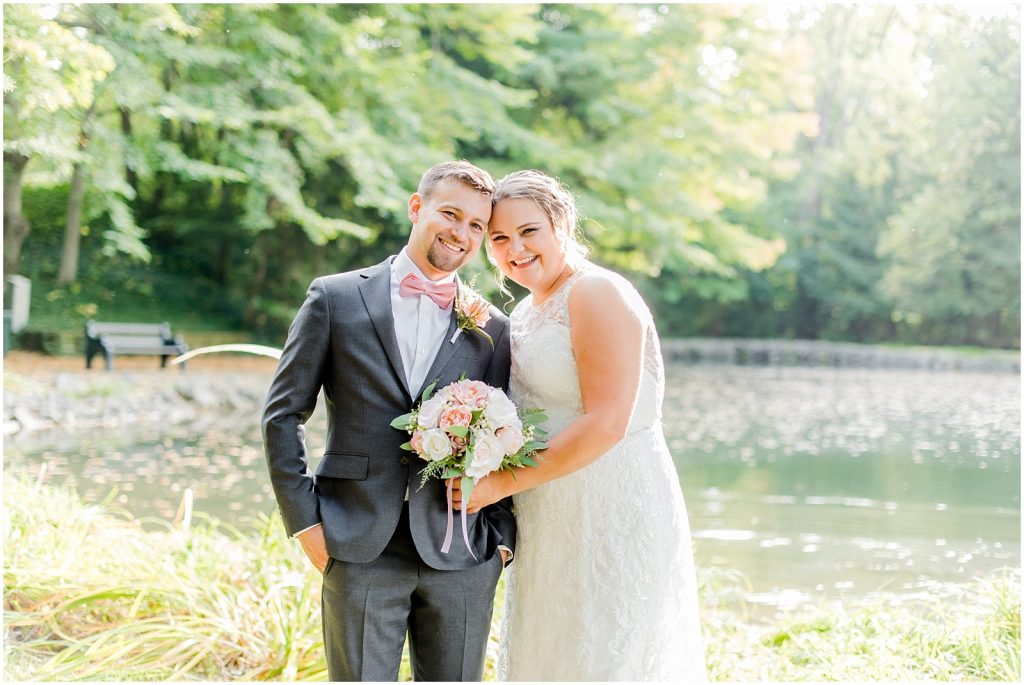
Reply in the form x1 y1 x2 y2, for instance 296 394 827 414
407 179 491 279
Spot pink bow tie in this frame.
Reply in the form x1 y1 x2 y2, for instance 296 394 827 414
399 272 457 309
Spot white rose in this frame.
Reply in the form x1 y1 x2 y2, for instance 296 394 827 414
465 429 505 479
496 425 526 455
422 428 453 462
417 396 446 428
483 389 519 429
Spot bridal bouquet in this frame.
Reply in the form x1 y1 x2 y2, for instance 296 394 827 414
391 377 547 558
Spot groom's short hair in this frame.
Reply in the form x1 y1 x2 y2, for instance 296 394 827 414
418 160 495 199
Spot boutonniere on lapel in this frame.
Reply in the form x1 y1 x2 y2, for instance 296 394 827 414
450 284 493 347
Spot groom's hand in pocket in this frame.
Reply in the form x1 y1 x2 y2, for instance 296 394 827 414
297 523 330 574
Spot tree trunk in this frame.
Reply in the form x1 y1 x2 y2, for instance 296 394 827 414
791 7 850 341
121 107 138 195
57 101 99 286
151 64 177 214
3 152 31 277
793 276 821 339
57 160 88 285
243 231 270 328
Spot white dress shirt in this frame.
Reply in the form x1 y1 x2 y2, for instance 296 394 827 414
390 248 456 395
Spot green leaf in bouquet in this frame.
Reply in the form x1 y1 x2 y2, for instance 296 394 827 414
418 461 447 490
400 442 413 451
522 410 548 426
421 380 438 403
448 425 469 438
521 455 539 467
461 476 475 504
442 468 463 479
391 413 415 430
525 440 547 451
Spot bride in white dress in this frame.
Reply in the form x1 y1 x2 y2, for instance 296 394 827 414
454 170 707 681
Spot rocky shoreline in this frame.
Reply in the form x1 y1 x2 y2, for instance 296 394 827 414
4 339 1018 435
3 370 274 436
662 338 1021 372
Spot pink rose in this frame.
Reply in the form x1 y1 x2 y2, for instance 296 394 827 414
439 405 473 432
450 433 469 452
459 294 491 328
451 380 491 410
410 429 425 454
496 425 525 456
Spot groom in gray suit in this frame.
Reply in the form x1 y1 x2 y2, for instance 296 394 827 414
262 161 515 681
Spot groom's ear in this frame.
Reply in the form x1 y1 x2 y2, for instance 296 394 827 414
408 193 423 224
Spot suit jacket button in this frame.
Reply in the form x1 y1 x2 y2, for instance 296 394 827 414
400 456 410 465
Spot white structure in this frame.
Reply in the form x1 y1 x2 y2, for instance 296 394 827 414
6 275 31 332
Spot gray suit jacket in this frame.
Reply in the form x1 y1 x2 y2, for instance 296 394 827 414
262 257 516 570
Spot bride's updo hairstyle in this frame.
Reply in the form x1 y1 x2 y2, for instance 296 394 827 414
489 170 590 269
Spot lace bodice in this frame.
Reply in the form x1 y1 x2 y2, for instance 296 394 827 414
509 262 665 438
498 260 707 681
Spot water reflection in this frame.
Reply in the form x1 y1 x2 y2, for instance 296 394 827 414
5 364 1020 620
5 409 300 525
662 365 1020 618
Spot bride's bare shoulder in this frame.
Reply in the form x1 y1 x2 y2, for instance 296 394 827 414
568 267 650 325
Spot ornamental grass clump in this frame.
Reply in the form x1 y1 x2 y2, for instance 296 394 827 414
3 471 326 681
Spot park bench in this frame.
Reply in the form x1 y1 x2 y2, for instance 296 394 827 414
85 320 189 370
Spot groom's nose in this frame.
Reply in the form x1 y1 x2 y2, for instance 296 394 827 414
455 218 476 238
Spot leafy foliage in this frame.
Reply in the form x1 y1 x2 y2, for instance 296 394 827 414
5 3 1019 348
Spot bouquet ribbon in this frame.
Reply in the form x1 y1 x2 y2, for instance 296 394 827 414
442 478 478 561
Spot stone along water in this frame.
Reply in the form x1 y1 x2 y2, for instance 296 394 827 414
6 363 1019 619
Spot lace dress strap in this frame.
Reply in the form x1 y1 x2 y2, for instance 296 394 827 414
544 263 590 328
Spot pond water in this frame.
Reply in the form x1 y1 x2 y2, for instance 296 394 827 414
663 365 1019 618
6 364 1019 620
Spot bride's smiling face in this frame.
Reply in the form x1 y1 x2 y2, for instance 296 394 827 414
488 197 568 296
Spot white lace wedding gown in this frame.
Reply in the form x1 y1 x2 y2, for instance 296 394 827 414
498 262 707 681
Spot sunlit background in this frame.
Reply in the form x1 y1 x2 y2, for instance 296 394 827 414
4 2 1020 681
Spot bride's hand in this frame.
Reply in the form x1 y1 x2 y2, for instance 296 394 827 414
449 473 504 514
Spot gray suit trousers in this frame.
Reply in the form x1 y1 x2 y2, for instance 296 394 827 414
321 504 504 681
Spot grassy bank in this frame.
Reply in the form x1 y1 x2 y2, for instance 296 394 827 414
3 472 1019 681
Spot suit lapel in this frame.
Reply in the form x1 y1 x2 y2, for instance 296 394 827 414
358 258 413 399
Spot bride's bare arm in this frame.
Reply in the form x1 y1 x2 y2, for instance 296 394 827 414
456 272 646 513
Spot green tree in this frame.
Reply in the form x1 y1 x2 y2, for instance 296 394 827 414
879 8 1020 347
51 4 202 283
3 4 114 277
770 5 915 341
14 3 1016 347
481 4 812 331
750 5 1019 347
